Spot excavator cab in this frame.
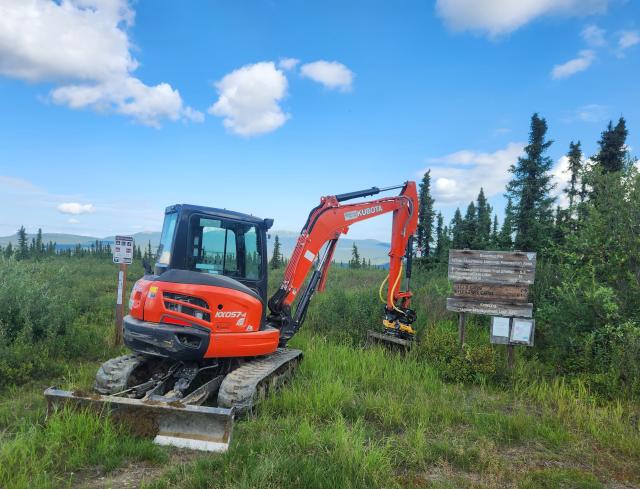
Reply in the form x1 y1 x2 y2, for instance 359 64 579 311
154 204 274 304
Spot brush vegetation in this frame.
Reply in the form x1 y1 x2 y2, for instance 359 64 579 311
0 258 638 488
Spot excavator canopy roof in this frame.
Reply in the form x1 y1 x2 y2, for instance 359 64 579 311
166 204 273 229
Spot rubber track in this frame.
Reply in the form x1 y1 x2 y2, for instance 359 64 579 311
217 348 302 414
94 354 145 395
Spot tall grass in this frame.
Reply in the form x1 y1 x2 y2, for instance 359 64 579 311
0 259 638 487
0 408 166 489
148 333 637 488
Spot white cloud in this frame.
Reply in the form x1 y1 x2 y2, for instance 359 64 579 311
564 103 608 123
435 0 609 37
0 175 40 193
582 24 606 46
421 142 525 204
278 58 300 71
551 155 571 207
57 202 95 215
0 0 202 126
209 61 289 136
300 61 354 91
617 30 640 56
68 218 80 224
551 50 595 79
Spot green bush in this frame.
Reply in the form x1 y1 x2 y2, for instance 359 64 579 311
0 256 141 388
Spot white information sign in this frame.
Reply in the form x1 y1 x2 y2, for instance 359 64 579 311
113 235 134 265
510 318 535 346
492 317 510 337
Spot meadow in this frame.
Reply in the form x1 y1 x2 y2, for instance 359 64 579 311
0 256 638 488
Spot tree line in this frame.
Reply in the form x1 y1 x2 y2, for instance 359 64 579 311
0 227 157 263
416 114 634 261
416 113 639 397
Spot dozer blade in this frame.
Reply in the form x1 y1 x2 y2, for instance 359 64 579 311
44 387 233 452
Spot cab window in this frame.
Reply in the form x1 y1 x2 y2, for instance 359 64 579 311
189 216 261 279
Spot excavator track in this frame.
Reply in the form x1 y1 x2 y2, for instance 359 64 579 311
94 354 147 395
217 348 302 414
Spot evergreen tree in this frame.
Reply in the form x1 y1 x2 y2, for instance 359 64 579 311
491 215 499 247
461 201 477 248
552 205 570 245
147 241 153 260
565 141 583 214
475 188 492 249
498 197 514 249
361 256 367 268
4 242 12 259
416 170 435 256
349 243 361 269
593 118 628 173
35 228 43 256
506 113 556 251
17 226 28 260
450 208 464 249
4 242 13 260
434 212 444 260
270 235 283 269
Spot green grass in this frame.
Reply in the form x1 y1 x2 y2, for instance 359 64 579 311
145 333 640 488
0 408 166 489
0 258 639 488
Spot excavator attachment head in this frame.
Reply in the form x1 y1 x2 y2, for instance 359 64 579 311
44 387 234 452
366 329 415 350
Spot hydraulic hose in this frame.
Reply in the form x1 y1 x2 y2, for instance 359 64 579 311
378 263 405 314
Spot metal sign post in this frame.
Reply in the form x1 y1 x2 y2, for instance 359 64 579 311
113 235 134 346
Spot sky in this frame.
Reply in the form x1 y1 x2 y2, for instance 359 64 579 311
0 0 639 241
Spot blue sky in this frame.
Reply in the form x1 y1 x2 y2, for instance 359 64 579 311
0 0 638 240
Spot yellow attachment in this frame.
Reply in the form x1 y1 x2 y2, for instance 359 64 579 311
383 319 416 336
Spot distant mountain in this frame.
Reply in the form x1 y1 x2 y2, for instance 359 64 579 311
0 230 392 265
0 232 161 248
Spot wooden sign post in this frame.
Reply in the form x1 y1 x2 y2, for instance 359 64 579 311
113 235 134 346
447 250 537 367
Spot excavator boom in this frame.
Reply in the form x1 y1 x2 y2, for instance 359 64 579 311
268 181 419 344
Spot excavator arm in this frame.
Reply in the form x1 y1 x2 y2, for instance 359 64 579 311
268 181 419 345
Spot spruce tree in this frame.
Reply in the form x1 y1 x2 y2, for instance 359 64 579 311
17 226 28 260
349 243 361 269
450 208 464 249
593 118 628 173
498 197 514 249
416 170 435 256
491 215 499 247
506 113 556 251
35 228 43 256
476 188 492 249
461 201 477 249
565 141 583 214
270 235 282 269
4 242 12 259
434 212 444 260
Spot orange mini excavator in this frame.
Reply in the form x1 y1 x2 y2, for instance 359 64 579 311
45 181 418 451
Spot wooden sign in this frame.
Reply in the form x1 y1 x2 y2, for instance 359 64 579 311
448 250 536 285
453 283 529 302
446 297 533 318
